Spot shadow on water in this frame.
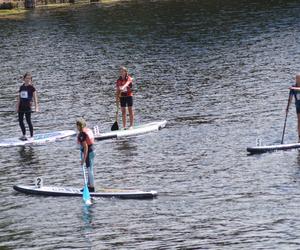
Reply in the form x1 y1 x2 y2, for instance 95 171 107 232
18 146 36 166
114 139 138 154
13 146 44 180
296 150 300 167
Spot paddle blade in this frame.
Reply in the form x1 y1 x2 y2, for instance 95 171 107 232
111 121 119 131
82 185 92 205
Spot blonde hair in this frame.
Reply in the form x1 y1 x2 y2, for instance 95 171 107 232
76 118 86 130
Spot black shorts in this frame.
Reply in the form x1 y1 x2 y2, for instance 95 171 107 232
19 104 32 113
120 96 133 107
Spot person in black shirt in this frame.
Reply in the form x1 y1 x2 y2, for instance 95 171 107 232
16 72 39 141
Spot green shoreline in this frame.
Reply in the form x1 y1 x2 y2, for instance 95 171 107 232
0 0 121 17
0 8 28 16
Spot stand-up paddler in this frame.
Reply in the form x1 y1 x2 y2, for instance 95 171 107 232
116 66 134 129
16 72 39 141
76 118 95 192
287 74 300 142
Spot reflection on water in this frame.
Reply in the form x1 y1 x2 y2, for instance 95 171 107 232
115 139 138 152
80 204 94 250
296 150 300 166
18 146 36 166
82 204 94 228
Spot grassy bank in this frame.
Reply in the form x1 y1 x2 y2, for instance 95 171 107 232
0 0 122 17
0 8 28 16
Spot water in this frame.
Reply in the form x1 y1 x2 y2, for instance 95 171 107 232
1 0 300 249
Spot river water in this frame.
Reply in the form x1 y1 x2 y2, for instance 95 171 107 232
1 0 300 249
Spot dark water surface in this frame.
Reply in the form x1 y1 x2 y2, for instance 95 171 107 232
1 0 300 249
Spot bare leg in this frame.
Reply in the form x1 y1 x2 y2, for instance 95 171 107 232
121 107 126 129
128 106 134 127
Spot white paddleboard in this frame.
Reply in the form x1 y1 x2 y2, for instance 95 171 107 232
0 130 76 147
247 142 300 154
94 120 167 141
13 184 157 199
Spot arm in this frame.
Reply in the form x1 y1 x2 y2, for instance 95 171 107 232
33 91 39 112
81 141 89 165
16 94 20 112
289 86 300 91
119 77 133 91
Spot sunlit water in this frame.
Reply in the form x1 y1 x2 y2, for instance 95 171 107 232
1 0 300 249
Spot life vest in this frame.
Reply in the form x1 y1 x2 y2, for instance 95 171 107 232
78 127 94 145
116 75 133 97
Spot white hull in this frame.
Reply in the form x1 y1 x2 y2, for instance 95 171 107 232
14 184 157 199
0 130 76 147
95 120 167 140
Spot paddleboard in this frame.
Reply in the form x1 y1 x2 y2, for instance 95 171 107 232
13 184 157 199
94 120 167 141
0 130 76 147
247 142 300 154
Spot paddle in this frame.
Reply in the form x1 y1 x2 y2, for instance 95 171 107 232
111 107 119 131
281 94 291 144
81 164 92 205
281 111 288 144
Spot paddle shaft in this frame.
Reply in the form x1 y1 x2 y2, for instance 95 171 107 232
281 93 291 144
281 111 288 144
115 107 119 122
111 93 120 131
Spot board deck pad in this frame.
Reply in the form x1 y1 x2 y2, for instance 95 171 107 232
0 130 76 147
247 142 300 154
94 120 167 141
13 184 157 199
